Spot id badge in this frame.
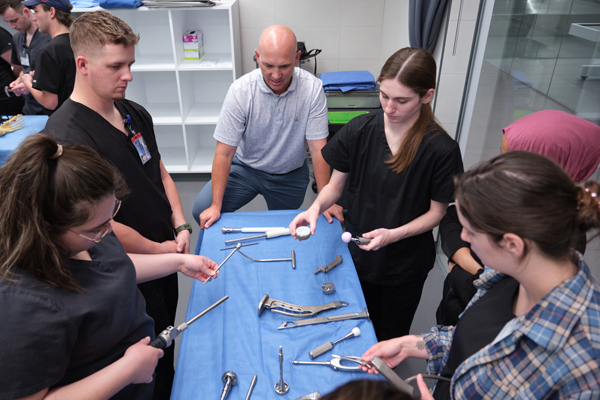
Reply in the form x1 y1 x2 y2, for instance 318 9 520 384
20 52 30 67
131 132 152 164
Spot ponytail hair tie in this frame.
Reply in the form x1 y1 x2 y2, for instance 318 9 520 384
50 144 63 159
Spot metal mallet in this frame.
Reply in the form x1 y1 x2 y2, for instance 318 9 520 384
309 327 361 358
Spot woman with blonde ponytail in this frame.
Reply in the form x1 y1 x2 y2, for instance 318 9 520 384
362 151 600 399
0 134 218 400
290 48 464 340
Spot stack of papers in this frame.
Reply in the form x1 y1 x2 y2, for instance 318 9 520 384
320 71 377 92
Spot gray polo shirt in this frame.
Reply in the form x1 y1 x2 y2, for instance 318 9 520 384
214 67 328 174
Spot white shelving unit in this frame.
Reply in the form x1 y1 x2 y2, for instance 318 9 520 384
73 0 241 173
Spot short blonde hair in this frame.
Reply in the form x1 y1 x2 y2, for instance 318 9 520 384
70 10 139 57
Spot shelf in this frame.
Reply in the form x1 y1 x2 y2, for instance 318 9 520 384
184 103 222 124
177 54 233 71
145 104 183 125
133 54 176 71
189 146 217 173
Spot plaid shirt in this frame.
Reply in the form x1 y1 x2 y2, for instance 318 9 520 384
422 254 600 399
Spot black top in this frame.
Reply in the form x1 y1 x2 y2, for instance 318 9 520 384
32 33 75 115
0 233 155 400
45 99 174 242
436 205 484 325
0 26 23 113
321 111 464 284
433 275 519 400
11 29 51 115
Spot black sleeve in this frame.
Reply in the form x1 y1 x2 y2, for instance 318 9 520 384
447 265 482 305
0 28 11 54
429 137 464 204
321 114 372 173
32 47 60 94
440 205 470 260
10 36 19 66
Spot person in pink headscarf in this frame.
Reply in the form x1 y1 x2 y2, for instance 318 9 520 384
501 110 600 183
436 110 600 326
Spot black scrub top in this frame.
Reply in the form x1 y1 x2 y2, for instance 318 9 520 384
45 99 174 243
32 33 75 115
322 110 464 285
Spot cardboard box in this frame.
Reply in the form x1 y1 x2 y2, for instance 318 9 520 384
183 30 204 60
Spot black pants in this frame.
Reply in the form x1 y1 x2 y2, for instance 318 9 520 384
360 274 429 342
138 273 179 400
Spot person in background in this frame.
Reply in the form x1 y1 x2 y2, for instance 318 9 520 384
362 151 600 399
192 24 343 251
0 0 50 114
44 11 191 399
290 47 463 341
436 109 600 326
0 25 23 114
16 0 74 115
0 134 218 400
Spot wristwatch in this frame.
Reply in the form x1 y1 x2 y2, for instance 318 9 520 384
174 222 193 236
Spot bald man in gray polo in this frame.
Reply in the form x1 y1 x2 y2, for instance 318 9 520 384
192 25 343 248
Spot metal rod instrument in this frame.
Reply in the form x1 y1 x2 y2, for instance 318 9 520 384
150 295 228 349
292 355 364 372
222 227 284 233
245 375 257 400
205 242 257 285
279 308 370 329
224 228 291 245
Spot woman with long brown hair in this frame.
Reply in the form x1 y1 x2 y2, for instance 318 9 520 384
362 151 600 399
0 134 218 400
290 48 463 340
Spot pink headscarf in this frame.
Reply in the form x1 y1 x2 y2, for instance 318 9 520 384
503 110 600 183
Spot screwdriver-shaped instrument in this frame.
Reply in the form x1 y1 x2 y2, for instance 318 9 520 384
150 295 228 349
224 228 291 245
309 327 360 358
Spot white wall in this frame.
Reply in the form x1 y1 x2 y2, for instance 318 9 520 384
237 0 411 78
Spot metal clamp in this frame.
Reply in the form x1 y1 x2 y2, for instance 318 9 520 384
314 255 342 274
258 294 348 318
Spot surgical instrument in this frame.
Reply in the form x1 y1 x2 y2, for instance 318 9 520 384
314 255 342 274
295 393 322 400
245 375 257 400
321 282 335 295
370 356 419 398
205 242 256 285
274 346 289 395
225 228 291 245
236 248 296 269
150 295 228 349
220 371 237 400
292 355 364 372
222 227 284 233
295 226 311 241
279 308 369 329
309 327 360 358
258 294 348 318
341 232 372 245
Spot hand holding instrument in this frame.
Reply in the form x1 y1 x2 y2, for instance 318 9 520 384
309 327 360 358
150 295 228 348
341 232 372 245
279 308 369 329
292 355 364 372
314 255 342 274
258 294 348 318
205 242 257 285
295 226 311 241
222 227 284 233
370 356 419 398
245 375 257 400
220 371 237 400
0 114 24 136
274 346 289 395
225 228 291 245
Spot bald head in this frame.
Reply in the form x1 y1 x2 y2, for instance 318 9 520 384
255 25 300 95
258 25 297 59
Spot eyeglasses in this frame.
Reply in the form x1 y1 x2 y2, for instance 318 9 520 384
77 199 122 243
